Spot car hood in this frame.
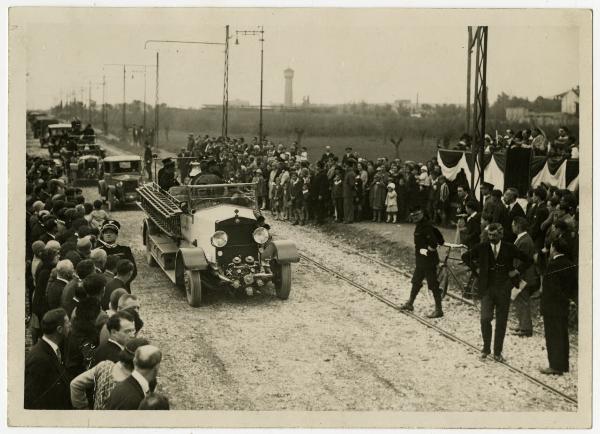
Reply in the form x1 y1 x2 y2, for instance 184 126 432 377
112 174 141 182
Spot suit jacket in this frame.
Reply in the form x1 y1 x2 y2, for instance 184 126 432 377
46 278 67 310
503 202 525 242
107 375 145 410
513 232 539 289
462 240 533 296
91 340 122 367
462 212 481 248
103 277 130 310
541 255 577 317
98 243 137 283
528 202 549 249
342 169 356 198
24 339 72 409
61 277 81 311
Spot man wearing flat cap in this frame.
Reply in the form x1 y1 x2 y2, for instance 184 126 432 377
97 220 137 285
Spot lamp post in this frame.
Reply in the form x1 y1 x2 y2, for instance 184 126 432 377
234 26 264 143
145 32 229 140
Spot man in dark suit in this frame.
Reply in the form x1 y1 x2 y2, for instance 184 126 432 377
502 187 525 243
46 260 74 310
462 223 533 361
461 199 481 249
309 161 330 225
61 259 95 316
539 238 577 375
511 216 539 337
107 345 162 410
90 311 136 367
24 308 72 409
527 186 549 249
103 259 135 310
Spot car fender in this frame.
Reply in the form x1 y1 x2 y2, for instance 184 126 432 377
177 247 209 271
269 239 299 264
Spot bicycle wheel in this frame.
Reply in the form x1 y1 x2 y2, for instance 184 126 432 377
437 265 449 299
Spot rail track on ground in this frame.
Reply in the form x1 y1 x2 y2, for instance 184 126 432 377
297 251 578 406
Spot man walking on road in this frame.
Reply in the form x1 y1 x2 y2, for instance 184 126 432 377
400 207 445 318
461 223 533 362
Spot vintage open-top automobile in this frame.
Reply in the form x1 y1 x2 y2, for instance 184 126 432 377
137 181 299 307
98 155 143 210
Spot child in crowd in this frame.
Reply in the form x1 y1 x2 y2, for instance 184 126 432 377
369 174 386 223
252 169 267 210
385 182 398 223
301 183 310 225
90 199 109 229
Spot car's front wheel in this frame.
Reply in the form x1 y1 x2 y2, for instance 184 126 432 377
272 261 292 300
183 269 202 307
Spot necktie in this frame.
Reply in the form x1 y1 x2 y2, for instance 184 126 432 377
56 348 62 365
494 243 499 259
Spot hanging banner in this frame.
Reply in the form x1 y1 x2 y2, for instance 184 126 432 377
531 160 567 189
437 151 472 185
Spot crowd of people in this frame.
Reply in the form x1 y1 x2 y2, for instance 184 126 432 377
452 126 579 159
164 129 579 374
23 122 579 411
25 153 169 410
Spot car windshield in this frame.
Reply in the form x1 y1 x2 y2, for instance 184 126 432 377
111 161 141 173
168 183 258 210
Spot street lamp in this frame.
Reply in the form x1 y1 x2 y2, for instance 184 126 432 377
234 26 265 143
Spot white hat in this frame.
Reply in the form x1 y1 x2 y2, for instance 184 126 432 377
387 182 395 189
189 162 201 177
421 166 428 172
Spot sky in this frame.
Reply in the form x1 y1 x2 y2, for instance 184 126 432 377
17 8 581 110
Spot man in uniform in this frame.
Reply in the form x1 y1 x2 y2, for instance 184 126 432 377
400 207 445 318
190 160 223 185
97 220 137 286
461 223 533 362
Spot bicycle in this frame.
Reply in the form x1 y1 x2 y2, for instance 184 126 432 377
437 242 478 301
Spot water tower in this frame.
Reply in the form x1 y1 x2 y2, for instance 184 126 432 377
284 68 294 107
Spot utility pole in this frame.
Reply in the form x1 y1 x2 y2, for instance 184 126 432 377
466 26 473 134
102 74 107 134
155 51 159 149
122 65 127 134
143 66 147 129
88 81 92 124
235 26 265 142
222 25 230 138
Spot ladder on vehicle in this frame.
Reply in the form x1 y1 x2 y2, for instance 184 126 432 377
137 183 183 238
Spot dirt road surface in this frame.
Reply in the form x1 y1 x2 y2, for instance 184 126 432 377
26 138 577 411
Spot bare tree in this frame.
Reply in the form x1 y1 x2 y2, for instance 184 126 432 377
390 137 403 159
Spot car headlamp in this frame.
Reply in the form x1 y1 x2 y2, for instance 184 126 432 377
211 230 228 248
252 227 269 245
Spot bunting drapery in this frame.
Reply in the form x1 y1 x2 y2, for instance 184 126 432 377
437 149 578 195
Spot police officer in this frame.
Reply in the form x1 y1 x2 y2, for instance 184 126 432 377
400 207 445 318
97 219 137 284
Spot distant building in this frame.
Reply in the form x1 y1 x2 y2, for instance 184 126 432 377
229 99 250 108
506 106 576 126
555 86 579 116
284 68 294 107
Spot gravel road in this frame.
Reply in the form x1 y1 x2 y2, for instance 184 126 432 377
26 138 577 411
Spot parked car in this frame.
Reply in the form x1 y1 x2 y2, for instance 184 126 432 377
98 156 143 211
138 182 299 307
